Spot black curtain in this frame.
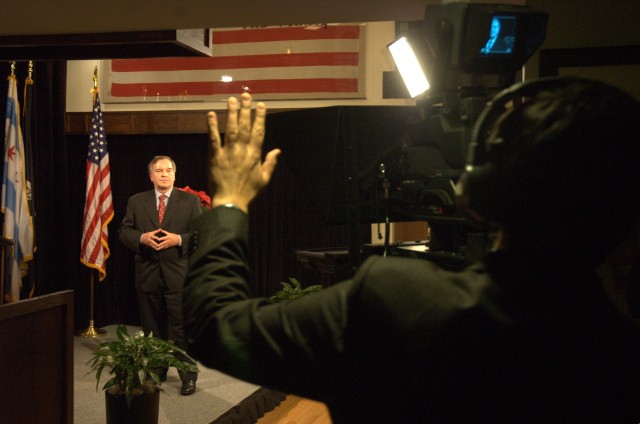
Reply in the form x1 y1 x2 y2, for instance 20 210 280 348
67 132 353 330
1 62 354 331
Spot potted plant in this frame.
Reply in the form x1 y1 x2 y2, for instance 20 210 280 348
87 325 199 424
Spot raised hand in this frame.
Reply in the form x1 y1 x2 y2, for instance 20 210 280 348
207 92 281 212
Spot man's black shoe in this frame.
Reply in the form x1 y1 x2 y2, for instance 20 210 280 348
180 379 196 396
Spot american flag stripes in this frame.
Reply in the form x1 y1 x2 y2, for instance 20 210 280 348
104 24 365 102
1 75 35 302
80 91 113 281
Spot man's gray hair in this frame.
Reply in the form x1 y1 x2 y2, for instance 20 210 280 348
148 155 176 174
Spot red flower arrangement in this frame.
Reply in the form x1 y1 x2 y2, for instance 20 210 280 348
177 186 212 210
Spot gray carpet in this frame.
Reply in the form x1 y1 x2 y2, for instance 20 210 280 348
74 325 279 424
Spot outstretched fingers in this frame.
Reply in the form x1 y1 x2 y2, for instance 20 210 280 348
225 96 240 144
250 100 267 150
238 92 253 142
261 148 281 185
207 111 221 152
205 92 281 211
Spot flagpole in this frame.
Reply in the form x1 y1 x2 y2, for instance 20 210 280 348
0 61 8 306
78 66 111 337
77 269 106 337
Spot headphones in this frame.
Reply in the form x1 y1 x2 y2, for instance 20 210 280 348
455 76 588 225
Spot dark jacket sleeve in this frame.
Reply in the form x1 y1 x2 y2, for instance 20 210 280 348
118 194 144 253
181 206 510 422
182 206 354 398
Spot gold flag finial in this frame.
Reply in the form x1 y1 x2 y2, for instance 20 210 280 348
10 61 15 76
91 66 99 100
26 61 34 85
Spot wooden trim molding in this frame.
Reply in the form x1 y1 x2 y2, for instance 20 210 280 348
65 109 295 135
66 110 220 135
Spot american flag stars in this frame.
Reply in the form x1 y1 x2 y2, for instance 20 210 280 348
88 104 108 163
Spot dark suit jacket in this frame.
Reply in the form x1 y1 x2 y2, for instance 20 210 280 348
481 35 515 54
119 188 202 293
183 206 640 423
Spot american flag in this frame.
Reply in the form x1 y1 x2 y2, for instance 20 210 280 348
80 91 113 281
104 24 365 102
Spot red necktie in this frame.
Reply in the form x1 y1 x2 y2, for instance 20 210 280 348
158 194 167 225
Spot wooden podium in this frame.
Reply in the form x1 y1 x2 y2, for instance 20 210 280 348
0 290 74 424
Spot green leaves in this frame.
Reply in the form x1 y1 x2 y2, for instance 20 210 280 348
268 277 323 303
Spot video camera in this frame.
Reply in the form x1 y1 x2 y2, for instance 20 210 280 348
265 4 548 273
382 3 548 263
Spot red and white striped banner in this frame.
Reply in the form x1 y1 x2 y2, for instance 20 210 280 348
103 24 365 102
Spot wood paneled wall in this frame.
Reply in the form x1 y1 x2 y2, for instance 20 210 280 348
65 109 296 135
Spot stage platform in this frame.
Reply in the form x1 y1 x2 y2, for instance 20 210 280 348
74 325 284 424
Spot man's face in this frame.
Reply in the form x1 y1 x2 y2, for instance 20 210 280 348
149 158 175 192
490 18 500 38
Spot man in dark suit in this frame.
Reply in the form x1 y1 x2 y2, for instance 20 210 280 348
119 155 202 395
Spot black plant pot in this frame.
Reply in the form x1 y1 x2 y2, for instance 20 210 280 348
105 389 160 424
